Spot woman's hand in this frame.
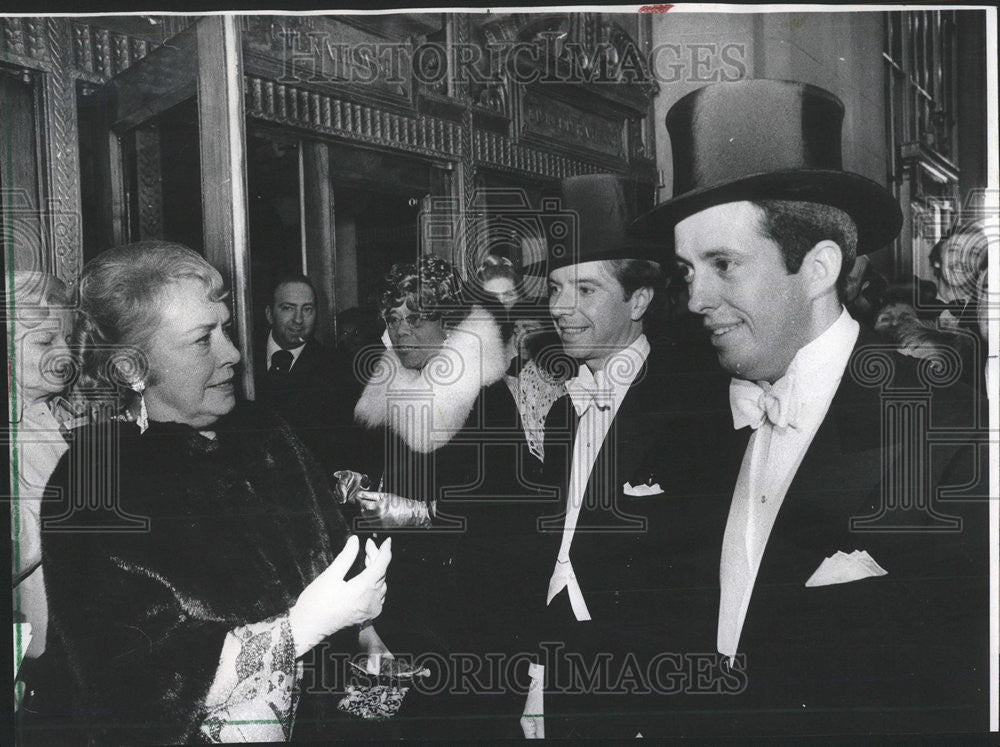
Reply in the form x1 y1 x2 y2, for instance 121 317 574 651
356 490 432 528
288 535 391 658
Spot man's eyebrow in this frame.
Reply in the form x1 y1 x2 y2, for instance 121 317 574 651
696 247 741 262
567 274 611 287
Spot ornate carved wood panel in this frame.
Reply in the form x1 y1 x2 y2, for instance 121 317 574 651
133 124 163 240
2 17 197 283
2 13 659 285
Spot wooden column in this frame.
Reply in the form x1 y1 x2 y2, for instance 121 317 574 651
196 16 254 398
334 215 358 313
301 140 336 344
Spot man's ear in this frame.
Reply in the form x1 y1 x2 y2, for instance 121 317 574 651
803 240 843 298
629 286 654 321
265 305 273 325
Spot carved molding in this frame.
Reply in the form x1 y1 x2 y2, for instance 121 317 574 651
473 129 603 180
3 18 27 58
244 73 630 183
43 19 83 284
2 18 196 81
134 126 164 240
244 74 461 159
72 21 153 79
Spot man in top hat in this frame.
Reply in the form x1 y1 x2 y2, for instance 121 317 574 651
519 174 733 738
635 79 989 736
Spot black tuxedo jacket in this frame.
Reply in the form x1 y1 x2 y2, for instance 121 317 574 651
253 337 356 473
656 327 990 738
529 336 735 679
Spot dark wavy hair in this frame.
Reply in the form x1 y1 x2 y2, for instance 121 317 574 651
378 255 464 324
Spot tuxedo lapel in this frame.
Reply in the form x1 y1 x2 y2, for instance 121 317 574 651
745 336 887 593
253 338 269 384
598 358 654 483
287 340 320 380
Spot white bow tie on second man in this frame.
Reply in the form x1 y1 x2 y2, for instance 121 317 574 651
729 371 802 431
566 365 614 417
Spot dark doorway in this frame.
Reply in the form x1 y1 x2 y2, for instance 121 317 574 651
337 187 420 309
246 128 301 346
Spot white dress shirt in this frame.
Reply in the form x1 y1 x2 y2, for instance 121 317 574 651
266 332 306 372
546 334 651 621
718 308 859 659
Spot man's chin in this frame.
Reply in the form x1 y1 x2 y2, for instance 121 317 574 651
717 349 750 378
558 342 590 360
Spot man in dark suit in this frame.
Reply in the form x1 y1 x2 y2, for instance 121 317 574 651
634 79 989 737
520 175 732 738
254 274 350 472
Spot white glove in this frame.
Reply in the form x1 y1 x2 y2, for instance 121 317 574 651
520 663 545 739
288 535 391 658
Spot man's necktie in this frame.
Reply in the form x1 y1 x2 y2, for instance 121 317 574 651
729 372 801 430
565 365 612 417
270 349 294 374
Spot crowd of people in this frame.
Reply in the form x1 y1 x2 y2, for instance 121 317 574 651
9 79 990 742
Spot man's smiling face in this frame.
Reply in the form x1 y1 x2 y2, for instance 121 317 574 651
675 201 813 383
548 260 644 371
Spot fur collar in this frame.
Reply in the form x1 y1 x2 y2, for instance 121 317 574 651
354 306 508 453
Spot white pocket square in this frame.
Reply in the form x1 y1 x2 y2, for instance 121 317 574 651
623 481 663 496
805 550 887 587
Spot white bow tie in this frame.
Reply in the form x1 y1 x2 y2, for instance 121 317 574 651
730 373 801 430
566 366 613 417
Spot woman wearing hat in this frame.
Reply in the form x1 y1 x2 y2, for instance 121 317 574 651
351 255 550 737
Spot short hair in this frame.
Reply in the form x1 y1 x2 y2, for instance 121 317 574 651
606 258 665 300
74 241 226 399
603 258 666 329
9 271 69 330
379 255 463 322
270 273 316 306
750 200 859 302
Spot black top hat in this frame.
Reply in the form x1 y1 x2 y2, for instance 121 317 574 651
523 174 667 276
632 79 902 255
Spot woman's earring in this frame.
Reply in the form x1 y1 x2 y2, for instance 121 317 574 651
131 381 149 434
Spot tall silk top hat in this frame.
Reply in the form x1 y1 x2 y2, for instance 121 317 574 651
633 79 903 254
524 173 668 276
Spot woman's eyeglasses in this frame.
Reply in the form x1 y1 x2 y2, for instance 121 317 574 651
383 312 439 330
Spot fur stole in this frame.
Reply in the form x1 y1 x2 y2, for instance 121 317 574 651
354 306 508 454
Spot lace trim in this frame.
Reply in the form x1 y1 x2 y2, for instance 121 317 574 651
505 359 566 463
200 614 300 742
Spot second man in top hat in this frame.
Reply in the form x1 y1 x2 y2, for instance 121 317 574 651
519 173 733 738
